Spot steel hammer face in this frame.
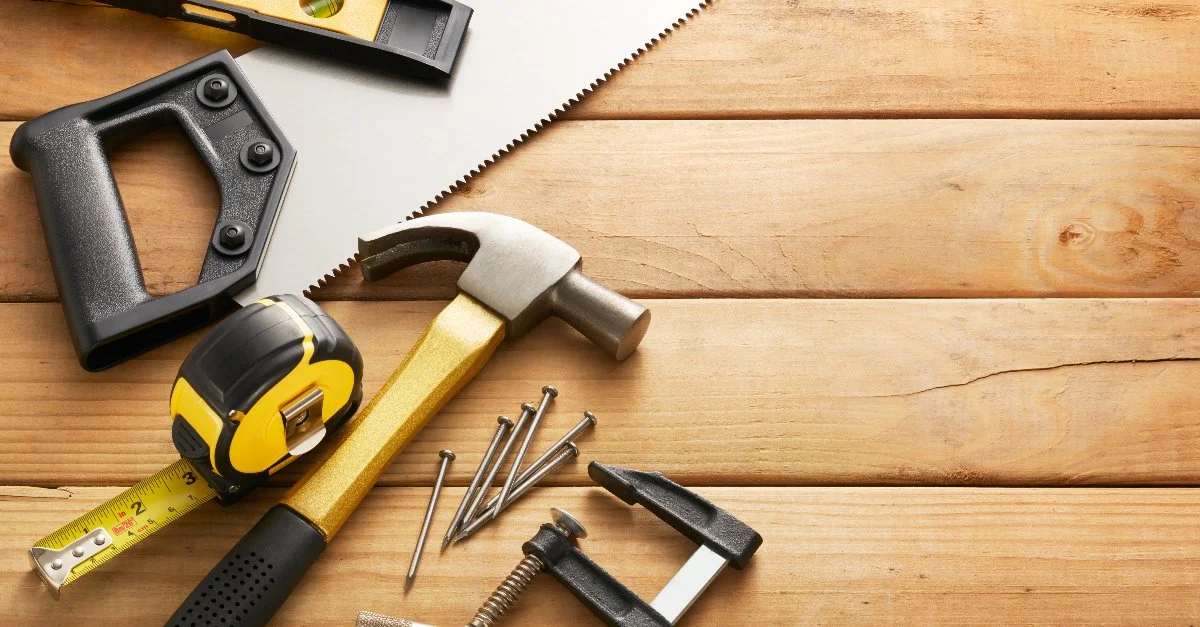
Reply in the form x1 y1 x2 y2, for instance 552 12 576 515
359 212 650 360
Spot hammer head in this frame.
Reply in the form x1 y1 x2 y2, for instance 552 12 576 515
358 213 650 360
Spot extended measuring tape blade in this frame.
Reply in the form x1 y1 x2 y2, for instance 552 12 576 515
29 459 216 596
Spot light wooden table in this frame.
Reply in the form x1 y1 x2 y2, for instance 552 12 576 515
3 1 1200 624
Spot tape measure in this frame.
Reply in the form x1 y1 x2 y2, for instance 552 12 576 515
29 295 364 596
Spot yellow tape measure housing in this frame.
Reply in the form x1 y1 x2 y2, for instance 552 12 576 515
28 296 364 596
169 296 363 500
29 460 216 596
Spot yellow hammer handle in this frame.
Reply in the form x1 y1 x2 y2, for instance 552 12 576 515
283 294 506 539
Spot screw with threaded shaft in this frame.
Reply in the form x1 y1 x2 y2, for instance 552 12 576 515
466 508 587 627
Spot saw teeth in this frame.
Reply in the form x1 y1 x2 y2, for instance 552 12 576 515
306 1 709 298
306 254 359 297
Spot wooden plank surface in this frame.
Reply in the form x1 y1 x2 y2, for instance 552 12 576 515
5 1 1200 121
3 487 1200 625
5 298 1200 488
4 1 1200 625
5 118 1200 302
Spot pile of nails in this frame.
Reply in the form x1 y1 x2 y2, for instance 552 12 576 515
405 385 596 589
446 385 596 546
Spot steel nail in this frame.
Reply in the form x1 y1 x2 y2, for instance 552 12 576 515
455 442 579 543
442 416 513 550
460 406 533 529
406 449 454 591
494 387 557 516
478 411 595 516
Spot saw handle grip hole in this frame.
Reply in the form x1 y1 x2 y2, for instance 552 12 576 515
104 120 221 299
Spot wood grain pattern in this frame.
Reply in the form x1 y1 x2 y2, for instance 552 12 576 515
4 2 1200 624
4 119 1200 302
574 0 1200 120
4 299 1200 488
3 486 1200 625
0 1 254 122
5 1 1200 121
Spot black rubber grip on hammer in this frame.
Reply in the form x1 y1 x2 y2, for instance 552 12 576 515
588 462 762 568
166 505 326 627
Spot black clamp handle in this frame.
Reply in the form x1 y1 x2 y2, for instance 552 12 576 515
10 50 294 370
589 462 762 569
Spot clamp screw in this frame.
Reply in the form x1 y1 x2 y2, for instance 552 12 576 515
467 509 586 627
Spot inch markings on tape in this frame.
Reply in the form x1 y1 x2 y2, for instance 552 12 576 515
29 459 216 596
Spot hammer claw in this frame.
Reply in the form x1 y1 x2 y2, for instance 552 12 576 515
359 237 476 282
358 212 650 360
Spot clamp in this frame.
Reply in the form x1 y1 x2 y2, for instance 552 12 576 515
524 462 762 626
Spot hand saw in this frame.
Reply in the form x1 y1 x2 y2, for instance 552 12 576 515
9 0 705 370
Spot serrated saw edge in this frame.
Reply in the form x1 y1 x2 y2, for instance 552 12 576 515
305 1 711 296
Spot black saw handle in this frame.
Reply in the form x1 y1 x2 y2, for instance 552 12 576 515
10 50 294 371
166 506 326 627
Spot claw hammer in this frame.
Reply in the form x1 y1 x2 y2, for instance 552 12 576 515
168 212 650 626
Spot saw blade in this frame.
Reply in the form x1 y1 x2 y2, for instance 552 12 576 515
233 0 707 304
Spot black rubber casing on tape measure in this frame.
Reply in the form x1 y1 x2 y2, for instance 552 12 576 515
96 0 473 79
9 50 294 371
171 295 364 504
